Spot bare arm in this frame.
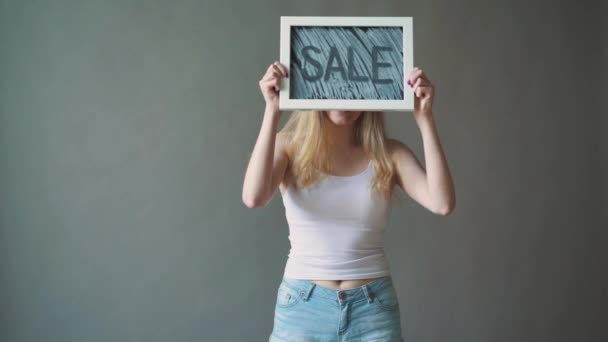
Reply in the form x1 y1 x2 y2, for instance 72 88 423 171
242 61 290 208
391 66 456 215
389 126 455 215
241 107 289 208
416 116 455 215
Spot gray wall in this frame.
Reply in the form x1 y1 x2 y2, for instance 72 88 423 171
0 1 605 341
601 0 608 327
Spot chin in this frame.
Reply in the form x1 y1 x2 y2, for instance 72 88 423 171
325 110 362 125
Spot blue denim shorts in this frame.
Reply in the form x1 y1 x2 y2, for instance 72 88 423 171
269 275 404 341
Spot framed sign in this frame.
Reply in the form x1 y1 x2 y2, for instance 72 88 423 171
279 16 414 111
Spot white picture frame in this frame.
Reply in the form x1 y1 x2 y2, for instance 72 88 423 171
279 16 414 112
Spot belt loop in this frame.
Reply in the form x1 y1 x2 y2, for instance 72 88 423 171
299 281 315 301
362 284 374 303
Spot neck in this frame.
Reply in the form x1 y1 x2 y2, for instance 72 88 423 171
323 118 358 149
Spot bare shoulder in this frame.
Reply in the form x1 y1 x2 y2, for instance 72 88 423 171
275 131 292 157
386 137 414 161
276 131 290 145
385 137 426 193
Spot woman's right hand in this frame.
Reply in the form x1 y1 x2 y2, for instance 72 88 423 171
259 61 289 112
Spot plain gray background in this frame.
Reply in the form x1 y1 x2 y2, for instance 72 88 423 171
1 0 606 341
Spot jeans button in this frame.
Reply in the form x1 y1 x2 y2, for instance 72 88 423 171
339 292 347 300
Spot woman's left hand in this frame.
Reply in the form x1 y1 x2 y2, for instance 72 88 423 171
406 67 435 119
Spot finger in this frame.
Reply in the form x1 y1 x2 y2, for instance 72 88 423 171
264 62 281 79
407 69 423 86
415 85 425 98
259 80 276 93
269 77 281 92
262 77 280 88
412 77 422 93
406 68 417 84
271 64 283 78
266 63 277 75
419 85 433 99
415 69 432 85
270 69 282 80
262 78 281 91
413 78 433 89
273 62 289 77
418 71 431 84
271 64 286 78
262 69 282 82
271 61 288 78
408 66 419 77
272 78 281 89
409 67 434 86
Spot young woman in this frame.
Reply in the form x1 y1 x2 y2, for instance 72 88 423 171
242 61 455 341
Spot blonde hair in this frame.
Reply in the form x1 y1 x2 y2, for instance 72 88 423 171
279 110 398 203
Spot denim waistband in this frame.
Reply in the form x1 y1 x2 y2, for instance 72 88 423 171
280 275 393 304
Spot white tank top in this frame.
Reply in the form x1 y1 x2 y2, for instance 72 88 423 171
280 160 392 280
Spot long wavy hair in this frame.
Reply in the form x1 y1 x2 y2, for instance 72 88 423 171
279 110 398 203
